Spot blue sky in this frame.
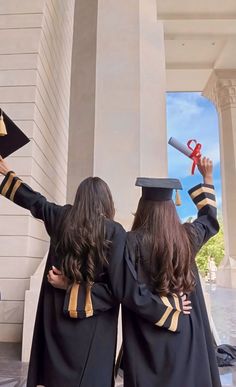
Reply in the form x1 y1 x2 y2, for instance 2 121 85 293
167 92 222 220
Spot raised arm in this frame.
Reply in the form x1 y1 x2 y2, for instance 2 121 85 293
0 155 62 236
188 157 220 250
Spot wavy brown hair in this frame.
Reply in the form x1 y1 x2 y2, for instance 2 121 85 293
132 197 196 295
56 177 115 284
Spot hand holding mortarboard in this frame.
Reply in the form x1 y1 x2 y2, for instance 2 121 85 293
0 155 10 176
0 109 30 159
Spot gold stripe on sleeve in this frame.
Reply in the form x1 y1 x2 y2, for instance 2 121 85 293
10 180 22 201
190 186 215 199
161 296 173 309
155 296 174 327
156 294 183 330
155 307 172 328
1 172 16 197
85 285 94 318
197 198 217 210
172 294 181 311
169 310 181 332
68 283 80 318
168 294 182 332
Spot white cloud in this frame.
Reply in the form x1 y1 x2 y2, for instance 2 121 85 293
202 141 220 164
168 150 194 178
167 92 204 131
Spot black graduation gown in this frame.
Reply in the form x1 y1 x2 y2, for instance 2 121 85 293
122 183 222 387
0 172 185 387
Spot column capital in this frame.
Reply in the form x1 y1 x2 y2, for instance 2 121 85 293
203 69 236 111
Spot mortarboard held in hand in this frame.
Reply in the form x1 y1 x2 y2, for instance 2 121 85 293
136 177 182 206
0 109 30 158
168 137 202 175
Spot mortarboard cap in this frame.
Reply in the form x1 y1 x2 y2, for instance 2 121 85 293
136 177 183 203
0 109 30 158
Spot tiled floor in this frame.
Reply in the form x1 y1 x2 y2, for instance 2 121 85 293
0 285 235 386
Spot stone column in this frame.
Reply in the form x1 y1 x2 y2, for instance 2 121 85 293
203 69 236 288
67 0 167 360
68 0 168 229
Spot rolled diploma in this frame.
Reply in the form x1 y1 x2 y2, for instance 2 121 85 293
168 137 192 158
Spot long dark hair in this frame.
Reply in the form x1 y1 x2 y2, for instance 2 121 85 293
132 197 196 295
56 177 115 284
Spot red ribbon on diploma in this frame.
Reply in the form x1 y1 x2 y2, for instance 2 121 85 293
187 139 202 175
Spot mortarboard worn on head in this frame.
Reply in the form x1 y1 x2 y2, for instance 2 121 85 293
136 177 183 205
0 109 30 158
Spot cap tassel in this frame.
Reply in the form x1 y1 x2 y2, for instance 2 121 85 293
175 189 181 206
0 111 7 136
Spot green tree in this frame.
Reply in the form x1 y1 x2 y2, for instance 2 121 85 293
196 217 225 275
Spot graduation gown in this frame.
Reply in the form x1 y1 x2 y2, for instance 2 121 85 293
122 183 222 387
0 172 185 387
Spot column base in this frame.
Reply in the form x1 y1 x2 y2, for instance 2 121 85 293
216 256 236 288
21 256 47 362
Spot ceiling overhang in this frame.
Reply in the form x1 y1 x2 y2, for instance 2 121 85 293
156 0 236 91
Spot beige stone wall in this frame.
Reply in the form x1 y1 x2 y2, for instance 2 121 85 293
67 0 167 361
0 0 75 342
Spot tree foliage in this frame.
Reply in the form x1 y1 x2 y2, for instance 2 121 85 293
196 217 225 274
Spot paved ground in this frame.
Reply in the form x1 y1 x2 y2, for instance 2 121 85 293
206 284 236 346
0 343 235 387
0 285 236 386
0 343 27 387
0 343 123 387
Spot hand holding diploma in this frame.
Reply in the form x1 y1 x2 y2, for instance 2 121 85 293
168 137 202 175
197 156 213 185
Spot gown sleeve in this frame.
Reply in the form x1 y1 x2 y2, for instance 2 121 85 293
106 223 185 333
188 183 220 251
0 171 61 236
